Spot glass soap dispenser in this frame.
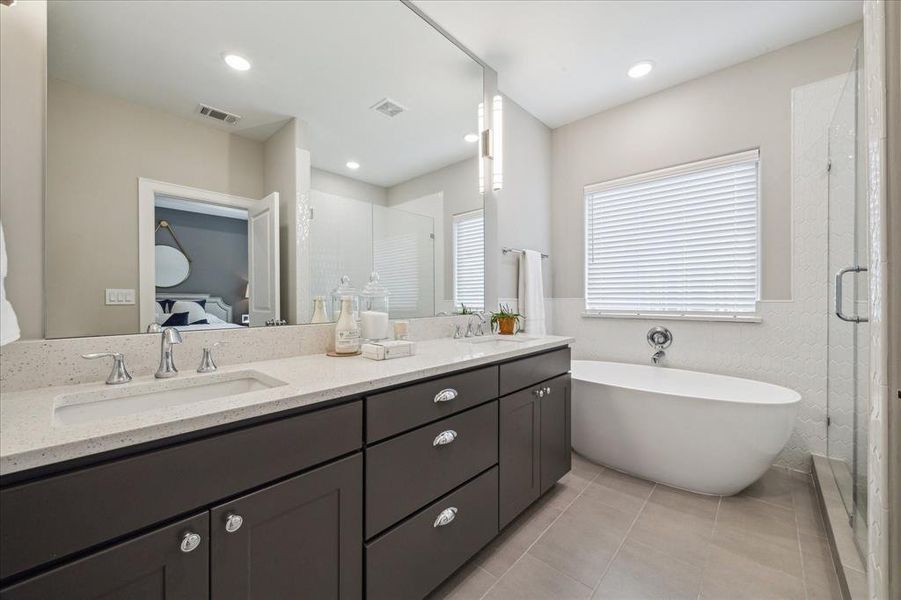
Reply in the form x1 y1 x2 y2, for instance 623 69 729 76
360 271 390 341
330 275 359 324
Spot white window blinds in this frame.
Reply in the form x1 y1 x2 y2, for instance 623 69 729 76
453 210 485 312
584 149 759 317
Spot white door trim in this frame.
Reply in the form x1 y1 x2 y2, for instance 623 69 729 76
138 178 256 331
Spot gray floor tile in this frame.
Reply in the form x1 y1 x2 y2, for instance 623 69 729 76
581 468 654 516
700 550 806 600
592 539 702 599
528 493 634 588
709 522 803 578
571 452 606 480
427 563 497 600
738 467 794 510
716 496 797 542
483 554 593 600
646 484 720 521
476 498 562 578
627 501 716 567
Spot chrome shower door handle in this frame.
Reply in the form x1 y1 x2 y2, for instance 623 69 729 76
835 266 868 323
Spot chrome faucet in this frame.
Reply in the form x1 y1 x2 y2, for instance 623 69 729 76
82 352 132 384
155 327 183 378
647 326 673 365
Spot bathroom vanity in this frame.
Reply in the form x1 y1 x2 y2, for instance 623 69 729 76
0 339 572 599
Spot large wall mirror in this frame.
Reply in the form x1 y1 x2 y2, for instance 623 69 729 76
44 0 485 338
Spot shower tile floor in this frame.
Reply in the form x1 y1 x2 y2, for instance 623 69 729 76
429 453 842 600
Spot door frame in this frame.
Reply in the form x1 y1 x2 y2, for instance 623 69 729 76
138 178 257 331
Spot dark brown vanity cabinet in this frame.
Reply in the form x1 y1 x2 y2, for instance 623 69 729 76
499 372 572 528
1 345 573 600
0 512 211 600
210 453 362 600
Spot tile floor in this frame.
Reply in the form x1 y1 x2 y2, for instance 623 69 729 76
429 453 843 600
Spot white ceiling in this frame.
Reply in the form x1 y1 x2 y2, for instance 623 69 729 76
48 1 483 188
414 0 863 128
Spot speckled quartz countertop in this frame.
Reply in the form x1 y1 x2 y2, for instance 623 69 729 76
0 335 573 476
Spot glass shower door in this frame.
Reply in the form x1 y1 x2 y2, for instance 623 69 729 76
826 46 869 555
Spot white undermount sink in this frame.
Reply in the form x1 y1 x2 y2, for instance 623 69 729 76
53 370 288 426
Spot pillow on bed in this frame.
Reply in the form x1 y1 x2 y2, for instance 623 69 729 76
205 312 227 324
160 312 189 327
157 299 175 313
170 300 208 325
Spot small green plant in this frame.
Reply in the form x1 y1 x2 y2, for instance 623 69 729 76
458 303 474 315
489 304 523 334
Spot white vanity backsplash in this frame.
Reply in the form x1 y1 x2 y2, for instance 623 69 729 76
0 315 474 393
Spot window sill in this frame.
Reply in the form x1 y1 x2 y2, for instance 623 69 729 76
581 311 762 323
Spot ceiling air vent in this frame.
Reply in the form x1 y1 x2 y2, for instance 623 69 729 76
197 104 242 125
370 97 407 118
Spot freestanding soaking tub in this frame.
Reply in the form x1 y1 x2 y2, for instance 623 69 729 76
571 360 800 495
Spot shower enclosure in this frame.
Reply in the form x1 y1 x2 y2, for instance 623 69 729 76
826 44 869 557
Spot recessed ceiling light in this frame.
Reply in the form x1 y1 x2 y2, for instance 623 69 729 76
627 61 654 79
464 133 479 143
346 161 360 170
223 53 252 72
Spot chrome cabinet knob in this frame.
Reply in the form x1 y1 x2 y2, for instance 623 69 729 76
225 513 243 533
180 531 202 553
433 506 458 528
544 386 551 395
433 430 458 447
535 388 545 398
434 388 458 403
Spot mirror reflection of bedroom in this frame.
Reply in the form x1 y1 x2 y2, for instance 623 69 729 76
153 196 252 332
42 0 483 338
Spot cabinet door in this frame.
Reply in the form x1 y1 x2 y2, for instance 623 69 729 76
540 374 572 493
499 387 541 528
210 453 362 600
0 513 209 600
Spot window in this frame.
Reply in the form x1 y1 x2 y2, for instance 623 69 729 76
584 149 759 319
453 209 484 312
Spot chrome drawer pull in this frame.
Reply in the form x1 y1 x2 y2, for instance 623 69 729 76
433 429 458 446
180 531 202 553
434 388 458 403
433 507 458 528
225 513 243 533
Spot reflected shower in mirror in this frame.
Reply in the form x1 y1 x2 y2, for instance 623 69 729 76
44 0 484 338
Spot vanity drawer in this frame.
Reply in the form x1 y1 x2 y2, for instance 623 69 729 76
366 401 498 537
0 401 362 581
499 347 571 396
366 466 498 600
366 365 498 443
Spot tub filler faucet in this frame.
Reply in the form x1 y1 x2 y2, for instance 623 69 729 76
647 326 672 365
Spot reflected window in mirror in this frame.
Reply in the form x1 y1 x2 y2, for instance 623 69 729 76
452 209 485 313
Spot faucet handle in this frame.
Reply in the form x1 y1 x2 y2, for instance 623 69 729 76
82 352 132 385
197 342 222 373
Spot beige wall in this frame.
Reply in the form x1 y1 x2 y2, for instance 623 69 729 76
312 168 388 206
550 23 861 300
46 79 264 337
388 157 480 305
494 96 552 303
0 0 46 340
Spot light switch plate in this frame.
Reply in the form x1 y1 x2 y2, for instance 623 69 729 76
105 288 136 305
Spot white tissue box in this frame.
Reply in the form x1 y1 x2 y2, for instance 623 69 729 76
361 340 416 360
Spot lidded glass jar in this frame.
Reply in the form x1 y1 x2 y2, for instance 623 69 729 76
360 272 390 341
329 275 359 323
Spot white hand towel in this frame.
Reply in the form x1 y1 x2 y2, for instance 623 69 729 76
517 249 546 335
0 223 21 346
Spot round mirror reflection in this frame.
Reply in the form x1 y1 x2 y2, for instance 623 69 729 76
155 245 190 287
